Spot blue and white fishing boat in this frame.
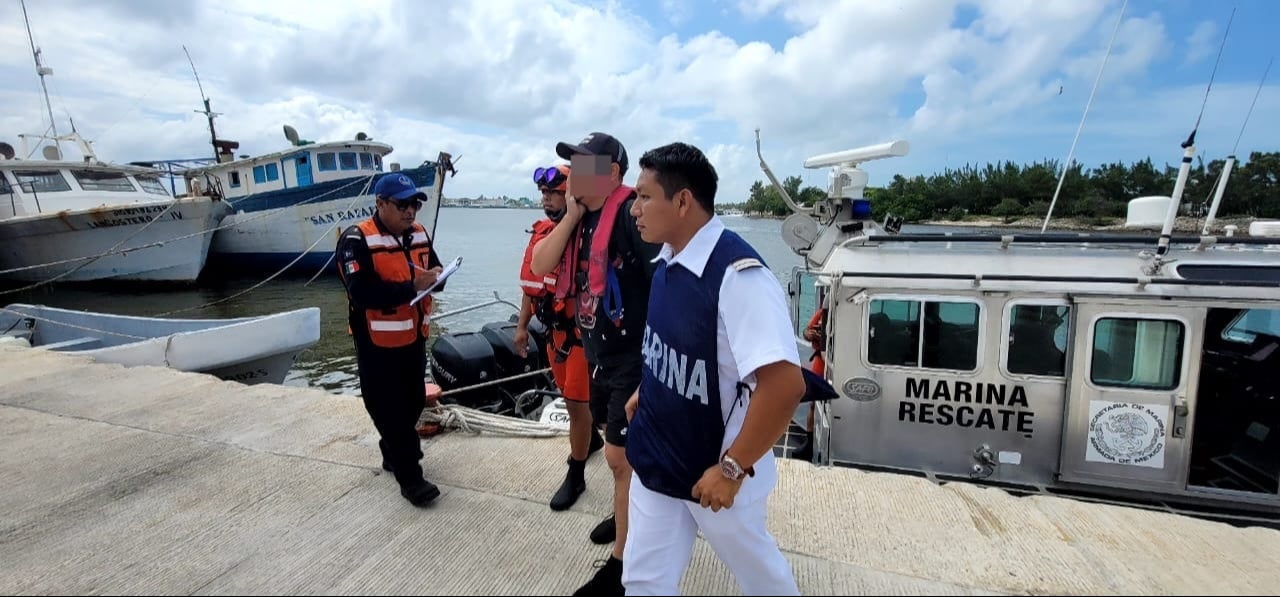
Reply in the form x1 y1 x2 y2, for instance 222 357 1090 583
180 124 453 273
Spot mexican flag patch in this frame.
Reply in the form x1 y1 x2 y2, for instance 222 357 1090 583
343 260 360 275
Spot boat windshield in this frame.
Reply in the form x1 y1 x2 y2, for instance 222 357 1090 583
134 175 171 196
1222 309 1280 344
72 169 137 192
12 170 71 193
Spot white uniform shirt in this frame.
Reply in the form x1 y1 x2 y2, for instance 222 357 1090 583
654 216 801 504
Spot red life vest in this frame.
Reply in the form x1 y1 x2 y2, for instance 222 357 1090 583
554 184 633 304
519 219 558 298
352 218 434 348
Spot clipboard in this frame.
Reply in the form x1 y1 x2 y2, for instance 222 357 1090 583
410 256 462 306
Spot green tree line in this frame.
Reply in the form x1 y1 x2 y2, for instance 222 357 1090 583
736 151 1280 223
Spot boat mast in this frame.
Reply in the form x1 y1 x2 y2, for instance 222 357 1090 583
184 45 221 162
1202 56 1271 234
20 0 59 155
1157 7 1234 258
1041 0 1127 233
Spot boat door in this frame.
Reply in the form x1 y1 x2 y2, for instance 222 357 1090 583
294 154 313 187
1059 298 1205 495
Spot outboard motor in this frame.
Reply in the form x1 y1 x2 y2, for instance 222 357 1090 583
480 320 548 395
429 331 503 409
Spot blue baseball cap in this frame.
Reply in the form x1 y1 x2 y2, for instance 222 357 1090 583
374 173 425 201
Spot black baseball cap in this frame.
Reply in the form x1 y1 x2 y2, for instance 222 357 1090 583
556 132 628 175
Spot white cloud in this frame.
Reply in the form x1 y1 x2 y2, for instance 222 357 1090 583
1183 20 1219 67
1 0 1275 207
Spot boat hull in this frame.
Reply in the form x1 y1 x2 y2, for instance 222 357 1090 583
0 304 321 386
0 198 229 283
208 167 442 274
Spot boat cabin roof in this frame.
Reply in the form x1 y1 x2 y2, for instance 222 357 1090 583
185 140 394 176
818 229 1280 302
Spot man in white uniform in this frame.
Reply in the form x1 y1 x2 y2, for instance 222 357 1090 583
622 142 804 596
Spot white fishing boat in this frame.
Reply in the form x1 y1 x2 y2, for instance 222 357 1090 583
179 123 452 274
0 303 321 385
0 136 230 283
0 4 228 284
756 125 1280 520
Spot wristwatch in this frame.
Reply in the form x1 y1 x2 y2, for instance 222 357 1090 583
720 453 755 481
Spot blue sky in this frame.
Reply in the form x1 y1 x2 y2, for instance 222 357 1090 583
1 0 1276 203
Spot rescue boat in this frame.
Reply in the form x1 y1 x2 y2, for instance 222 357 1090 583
757 130 1280 520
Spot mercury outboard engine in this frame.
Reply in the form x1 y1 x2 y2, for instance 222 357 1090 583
429 331 499 408
480 320 546 394
428 316 556 415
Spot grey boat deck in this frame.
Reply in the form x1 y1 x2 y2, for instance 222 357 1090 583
3 342 1278 595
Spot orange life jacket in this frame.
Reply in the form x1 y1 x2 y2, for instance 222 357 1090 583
355 218 434 348
519 219 558 298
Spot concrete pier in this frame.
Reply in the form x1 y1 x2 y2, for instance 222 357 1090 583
2 343 1278 595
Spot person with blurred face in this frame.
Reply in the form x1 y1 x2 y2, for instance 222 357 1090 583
530 132 663 597
622 142 803 596
515 163 604 512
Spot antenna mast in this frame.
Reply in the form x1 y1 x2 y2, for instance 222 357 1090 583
20 0 59 154
184 45 221 161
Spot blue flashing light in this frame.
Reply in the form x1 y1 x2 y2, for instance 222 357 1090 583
850 198 872 219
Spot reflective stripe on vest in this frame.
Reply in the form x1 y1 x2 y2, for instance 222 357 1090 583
357 218 434 348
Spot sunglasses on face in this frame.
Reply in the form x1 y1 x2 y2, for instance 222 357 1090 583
533 166 568 189
383 198 423 211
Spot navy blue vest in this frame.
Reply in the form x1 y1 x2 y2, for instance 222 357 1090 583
627 229 767 502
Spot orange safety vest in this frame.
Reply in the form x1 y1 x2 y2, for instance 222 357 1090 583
518 219 558 298
355 218 434 348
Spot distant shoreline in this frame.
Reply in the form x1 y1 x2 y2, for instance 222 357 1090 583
918 215 1258 234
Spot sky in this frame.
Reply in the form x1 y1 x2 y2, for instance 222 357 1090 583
1 0 1277 203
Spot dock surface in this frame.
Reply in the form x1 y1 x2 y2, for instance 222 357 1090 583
3 343 1279 595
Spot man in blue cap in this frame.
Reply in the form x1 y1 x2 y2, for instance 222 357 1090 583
336 172 446 507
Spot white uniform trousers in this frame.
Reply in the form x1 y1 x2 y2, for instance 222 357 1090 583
621 472 799 596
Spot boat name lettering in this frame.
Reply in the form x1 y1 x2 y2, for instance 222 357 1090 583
899 377 1034 436
222 368 270 382
87 205 185 229
308 205 377 226
641 325 710 405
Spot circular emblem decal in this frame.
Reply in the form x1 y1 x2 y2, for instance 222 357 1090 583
842 377 881 401
1087 402 1166 467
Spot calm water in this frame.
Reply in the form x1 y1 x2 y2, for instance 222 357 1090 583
0 208 810 394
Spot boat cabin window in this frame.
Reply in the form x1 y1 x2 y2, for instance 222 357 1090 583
134 176 170 196
72 170 137 192
339 152 358 170
0 174 11 195
229 171 241 188
318 152 338 171
1091 318 1184 390
360 153 374 169
1222 309 1280 345
790 269 824 339
13 170 71 193
1006 304 1070 377
252 164 280 184
868 298 980 371
374 155 383 171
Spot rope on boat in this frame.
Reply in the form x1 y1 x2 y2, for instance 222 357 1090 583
419 366 570 438
152 175 376 317
0 174 375 285
421 403 568 438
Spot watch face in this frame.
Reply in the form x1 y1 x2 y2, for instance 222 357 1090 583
721 458 743 480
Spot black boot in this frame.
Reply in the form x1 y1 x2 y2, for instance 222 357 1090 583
792 431 814 462
550 456 587 511
589 514 616 544
400 478 441 507
571 555 623 597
